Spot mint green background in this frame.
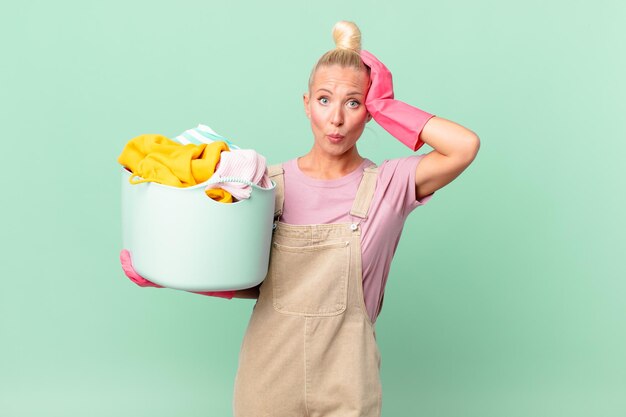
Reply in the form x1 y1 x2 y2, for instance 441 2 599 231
1 1 624 416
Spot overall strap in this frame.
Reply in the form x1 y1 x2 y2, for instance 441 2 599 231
349 165 379 219
267 164 285 219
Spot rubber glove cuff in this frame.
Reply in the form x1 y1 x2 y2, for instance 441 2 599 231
360 49 435 151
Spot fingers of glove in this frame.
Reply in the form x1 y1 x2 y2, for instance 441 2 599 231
360 50 392 80
360 50 394 101
119 249 163 288
360 50 386 72
190 290 236 299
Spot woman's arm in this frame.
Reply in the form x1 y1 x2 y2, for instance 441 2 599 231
414 116 480 200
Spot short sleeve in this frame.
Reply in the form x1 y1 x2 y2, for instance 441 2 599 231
378 155 435 217
408 155 435 210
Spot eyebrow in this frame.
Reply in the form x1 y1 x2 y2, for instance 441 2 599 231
315 88 363 96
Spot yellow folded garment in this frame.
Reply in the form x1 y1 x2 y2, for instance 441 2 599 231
118 133 233 203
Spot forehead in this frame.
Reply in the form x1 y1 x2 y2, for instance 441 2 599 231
312 65 369 93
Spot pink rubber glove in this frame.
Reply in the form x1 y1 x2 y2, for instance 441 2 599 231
360 49 436 152
119 249 235 299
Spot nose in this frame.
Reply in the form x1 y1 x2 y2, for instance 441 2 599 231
330 104 344 126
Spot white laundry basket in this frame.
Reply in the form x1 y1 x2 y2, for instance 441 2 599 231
121 167 276 291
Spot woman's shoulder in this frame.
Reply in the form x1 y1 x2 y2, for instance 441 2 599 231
267 159 294 175
378 153 427 166
369 154 428 176
373 154 433 214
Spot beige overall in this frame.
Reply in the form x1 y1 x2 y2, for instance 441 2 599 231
233 164 383 417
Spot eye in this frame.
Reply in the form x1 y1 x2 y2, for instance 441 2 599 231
347 100 360 109
318 97 329 105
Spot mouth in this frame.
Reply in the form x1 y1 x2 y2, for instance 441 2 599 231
326 133 345 143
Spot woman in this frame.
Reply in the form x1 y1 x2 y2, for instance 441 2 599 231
121 20 479 417
230 21 479 416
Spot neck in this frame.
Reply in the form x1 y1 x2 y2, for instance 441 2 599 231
298 146 364 180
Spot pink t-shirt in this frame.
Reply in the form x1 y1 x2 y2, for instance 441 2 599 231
279 155 434 324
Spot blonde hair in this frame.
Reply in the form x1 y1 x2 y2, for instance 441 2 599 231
307 20 369 92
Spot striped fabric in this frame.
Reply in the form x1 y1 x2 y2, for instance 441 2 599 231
175 124 241 150
205 149 272 200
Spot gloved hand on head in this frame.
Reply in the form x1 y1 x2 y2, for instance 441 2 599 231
119 249 236 299
360 49 435 152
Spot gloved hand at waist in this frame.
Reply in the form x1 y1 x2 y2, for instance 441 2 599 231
360 49 436 151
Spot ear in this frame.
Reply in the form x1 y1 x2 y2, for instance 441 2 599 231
366 112 373 123
303 93 310 119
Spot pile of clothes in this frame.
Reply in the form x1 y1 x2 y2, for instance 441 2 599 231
118 124 272 203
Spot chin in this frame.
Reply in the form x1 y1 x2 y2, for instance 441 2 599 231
327 144 358 157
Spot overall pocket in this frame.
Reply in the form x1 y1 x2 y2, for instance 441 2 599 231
270 240 350 316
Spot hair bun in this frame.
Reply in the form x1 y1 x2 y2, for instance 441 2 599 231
332 20 361 52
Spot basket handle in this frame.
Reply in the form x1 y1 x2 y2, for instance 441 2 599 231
129 174 152 184
204 175 272 190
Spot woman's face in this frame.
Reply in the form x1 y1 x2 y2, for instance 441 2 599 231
303 64 372 158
